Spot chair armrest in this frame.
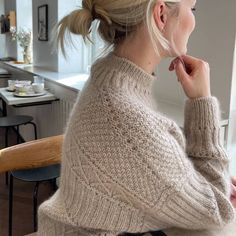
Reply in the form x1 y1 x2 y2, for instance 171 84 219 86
0 135 63 173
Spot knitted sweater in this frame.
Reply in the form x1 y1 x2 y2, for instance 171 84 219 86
38 53 235 236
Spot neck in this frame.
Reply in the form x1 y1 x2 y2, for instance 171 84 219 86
113 26 164 75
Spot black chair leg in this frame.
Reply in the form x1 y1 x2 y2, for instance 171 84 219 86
16 125 20 144
52 178 58 191
9 174 13 236
28 122 37 140
5 172 8 185
5 127 9 147
5 127 9 185
33 182 40 232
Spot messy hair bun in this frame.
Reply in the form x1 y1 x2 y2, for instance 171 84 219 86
57 0 180 56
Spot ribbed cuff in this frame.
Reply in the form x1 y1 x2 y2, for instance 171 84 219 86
184 97 224 157
184 96 220 131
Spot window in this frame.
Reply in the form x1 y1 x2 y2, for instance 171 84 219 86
83 21 106 73
16 0 32 61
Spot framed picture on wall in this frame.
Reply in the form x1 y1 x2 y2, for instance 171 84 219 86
38 4 48 41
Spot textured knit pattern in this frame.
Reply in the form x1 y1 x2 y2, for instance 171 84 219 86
38 53 235 236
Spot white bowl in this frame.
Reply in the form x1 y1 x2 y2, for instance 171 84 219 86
15 84 32 93
32 83 44 93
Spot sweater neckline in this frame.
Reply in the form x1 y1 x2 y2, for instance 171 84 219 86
91 52 157 95
110 52 157 82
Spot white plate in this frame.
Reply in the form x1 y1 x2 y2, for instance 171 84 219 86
13 91 47 97
6 87 15 92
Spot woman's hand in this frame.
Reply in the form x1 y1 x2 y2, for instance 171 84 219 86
230 177 236 208
169 55 211 99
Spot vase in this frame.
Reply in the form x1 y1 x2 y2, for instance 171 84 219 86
23 46 31 64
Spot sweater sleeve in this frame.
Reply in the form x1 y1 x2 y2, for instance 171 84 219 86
99 92 235 231
184 97 230 195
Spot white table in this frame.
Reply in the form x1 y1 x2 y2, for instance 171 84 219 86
0 87 57 116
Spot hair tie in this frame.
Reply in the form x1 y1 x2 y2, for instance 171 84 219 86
91 4 96 21
90 4 112 25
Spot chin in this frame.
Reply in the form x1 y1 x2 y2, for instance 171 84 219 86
168 46 187 57
168 50 181 58
176 46 187 56
164 45 187 58
182 47 188 55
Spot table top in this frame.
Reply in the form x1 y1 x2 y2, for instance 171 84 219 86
0 87 57 106
2 62 89 92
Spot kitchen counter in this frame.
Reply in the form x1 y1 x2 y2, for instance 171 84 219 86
1 62 89 92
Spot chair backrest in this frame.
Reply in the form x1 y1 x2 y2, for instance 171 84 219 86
0 135 63 173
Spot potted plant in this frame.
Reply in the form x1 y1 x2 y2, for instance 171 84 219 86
10 27 32 64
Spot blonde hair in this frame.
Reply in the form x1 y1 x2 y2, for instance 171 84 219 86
58 0 181 56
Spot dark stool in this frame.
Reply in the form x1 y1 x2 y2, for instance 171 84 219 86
0 115 37 147
0 115 37 185
9 164 60 235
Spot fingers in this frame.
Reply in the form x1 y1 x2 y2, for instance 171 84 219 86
169 57 180 71
231 183 236 196
230 178 236 208
180 54 200 64
169 57 189 83
230 196 236 208
231 176 236 185
169 55 196 72
169 54 211 99
181 55 210 73
175 59 188 84
169 57 187 73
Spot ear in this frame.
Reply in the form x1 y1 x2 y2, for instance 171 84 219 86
153 1 168 31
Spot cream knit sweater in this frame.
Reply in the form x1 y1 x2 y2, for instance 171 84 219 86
38 53 235 236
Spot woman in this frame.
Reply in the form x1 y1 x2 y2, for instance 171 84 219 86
38 0 236 235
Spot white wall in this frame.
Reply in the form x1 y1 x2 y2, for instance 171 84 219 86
154 0 236 118
0 0 6 58
33 0 58 71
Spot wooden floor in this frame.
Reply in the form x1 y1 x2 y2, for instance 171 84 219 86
0 127 55 236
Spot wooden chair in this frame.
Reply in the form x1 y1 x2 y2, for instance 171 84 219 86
0 135 62 173
0 135 63 236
